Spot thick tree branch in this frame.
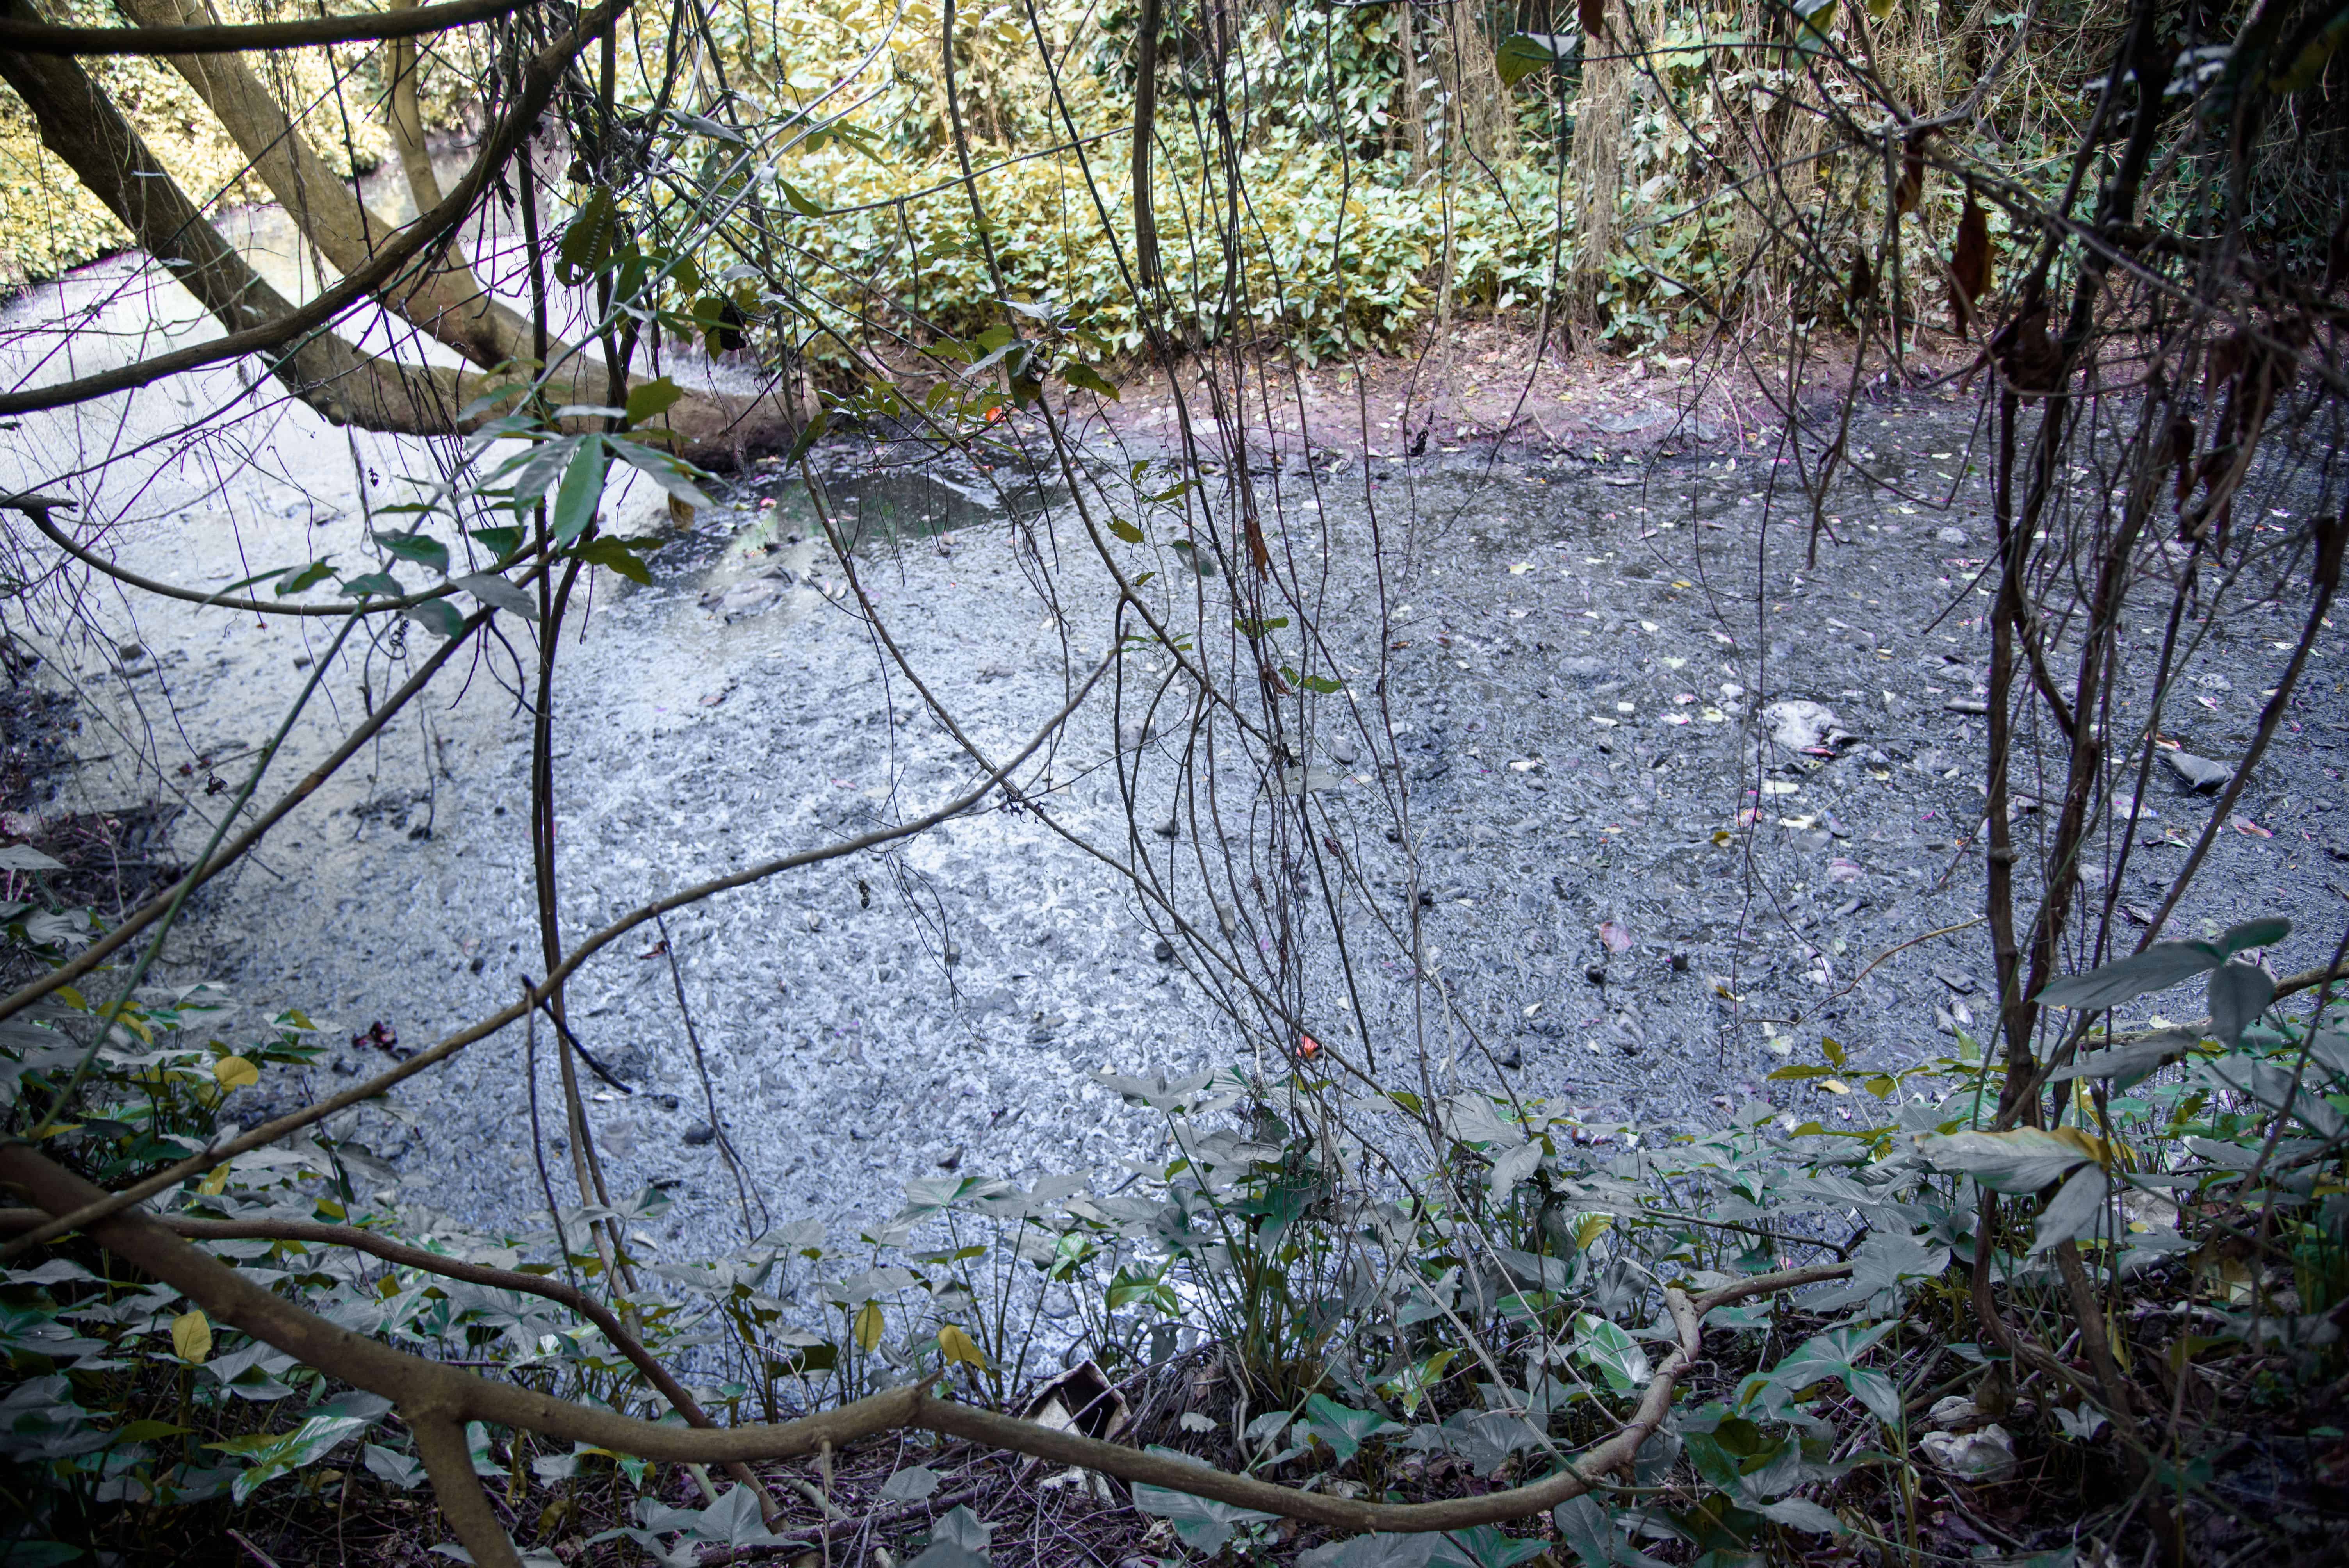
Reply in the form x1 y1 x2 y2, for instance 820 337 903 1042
0 1208 780 1516
0 0 618 425
116 0 514 368
0 0 467 429
105 0 795 463
0 0 526 55
0 1142 1849 1535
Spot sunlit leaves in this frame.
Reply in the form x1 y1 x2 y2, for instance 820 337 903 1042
1063 362 1120 401
625 377 685 426
936 1324 988 1368
853 1299 885 1351
1921 1126 2105 1193
210 1392 393 1502
1788 0 1838 57
169 1309 212 1364
1571 1313 1651 1392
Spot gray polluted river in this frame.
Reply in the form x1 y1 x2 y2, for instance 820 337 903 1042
5 248 2344 1260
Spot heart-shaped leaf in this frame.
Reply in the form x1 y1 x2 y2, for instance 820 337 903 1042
2208 961 2276 1046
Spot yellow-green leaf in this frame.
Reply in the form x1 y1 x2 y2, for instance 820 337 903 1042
172 1308 213 1364
1496 32 1561 87
854 1300 884 1352
625 376 686 426
1064 362 1121 402
213 1056 260 1090
937 1324 988 1368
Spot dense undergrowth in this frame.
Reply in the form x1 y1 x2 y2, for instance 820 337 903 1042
4 879 2345 1563
1 0 2114 355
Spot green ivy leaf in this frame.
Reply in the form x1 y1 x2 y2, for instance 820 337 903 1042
1064 362 1121 401
337 571 403 600
402 598 467 639
2037 941 2226 1010
1298 1393 1405 1462
625 377 686 426
468 526 525 561
274 559 334 597
784 409 831 467
1134 1451 1277 1554
572 537 651 585
605 438 716 510
555 186 617 287
373 531 449 576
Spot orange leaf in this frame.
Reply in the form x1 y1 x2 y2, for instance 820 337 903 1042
1244 513 1271 577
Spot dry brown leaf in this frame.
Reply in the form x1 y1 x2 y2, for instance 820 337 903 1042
1894 135 1925 215
1950 190 1991 339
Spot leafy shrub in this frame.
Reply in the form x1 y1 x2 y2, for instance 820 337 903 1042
6 913 2345 1562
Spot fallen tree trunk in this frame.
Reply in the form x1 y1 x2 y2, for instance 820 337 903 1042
107 0 797 464
0 0 792 462
0 0 465 431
